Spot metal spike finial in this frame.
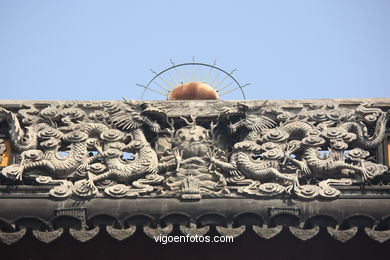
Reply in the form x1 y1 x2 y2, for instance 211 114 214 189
215 81 234 92
140 60 246 100
209 71 221 86
168 71 179 87
183 67 190 83
197 66 203 82
192 57 196 81
137 84 167 96
154 82 171 92
137 84 147 89
219 86 245 96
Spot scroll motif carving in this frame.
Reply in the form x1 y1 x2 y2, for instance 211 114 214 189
0 100 388 200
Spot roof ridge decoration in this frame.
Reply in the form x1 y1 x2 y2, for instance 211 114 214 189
0 99 390 243
1 213 390 244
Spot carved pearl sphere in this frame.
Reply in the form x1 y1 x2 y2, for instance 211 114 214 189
168 82 218 100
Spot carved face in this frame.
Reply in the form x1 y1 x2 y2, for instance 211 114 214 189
175 125 209 143
174 125 210 158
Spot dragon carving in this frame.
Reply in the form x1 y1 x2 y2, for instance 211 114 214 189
209 102 389 198
2 130 89 180
0 100 388 200
0 107 47 152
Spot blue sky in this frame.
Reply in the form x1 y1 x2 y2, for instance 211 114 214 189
0 0 389 101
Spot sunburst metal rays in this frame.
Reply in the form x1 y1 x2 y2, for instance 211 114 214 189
138 59 248 100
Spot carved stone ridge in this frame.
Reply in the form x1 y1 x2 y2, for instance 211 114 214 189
0 98 389 243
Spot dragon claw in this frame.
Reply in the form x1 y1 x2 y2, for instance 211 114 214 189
77 162 89 173
285 176 300 195
81 179 97 191
302 166 311 175
16 173 23 181
285 184 294 194
14 166 24 181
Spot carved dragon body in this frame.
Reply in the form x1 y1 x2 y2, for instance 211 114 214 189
1 99 389 201
74 101 164 190
88 128 159 183
210 141 298 184
0 107 46 152
214 112 388 185
300 111 390 180
340 111 389 149
303 147 366 176
2 131 89 180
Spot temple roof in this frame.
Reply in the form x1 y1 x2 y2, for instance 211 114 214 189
1 98 390 244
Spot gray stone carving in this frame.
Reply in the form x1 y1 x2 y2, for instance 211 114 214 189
143 224 174 238
252 225 283 239
180 223 210 236
327 226 358 243
289 226 320 241
106 225 137 241
364 227 390 243
0 228 26 245
0 99 388 201
216 224 246 238
69 226 100 242
32 228 64 243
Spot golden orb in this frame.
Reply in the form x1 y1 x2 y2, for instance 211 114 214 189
168 82 219 100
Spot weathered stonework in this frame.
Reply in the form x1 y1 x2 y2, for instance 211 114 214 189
0 98 389 243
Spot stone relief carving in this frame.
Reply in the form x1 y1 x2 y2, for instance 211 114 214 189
157 115 228 199
0 100 388 200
